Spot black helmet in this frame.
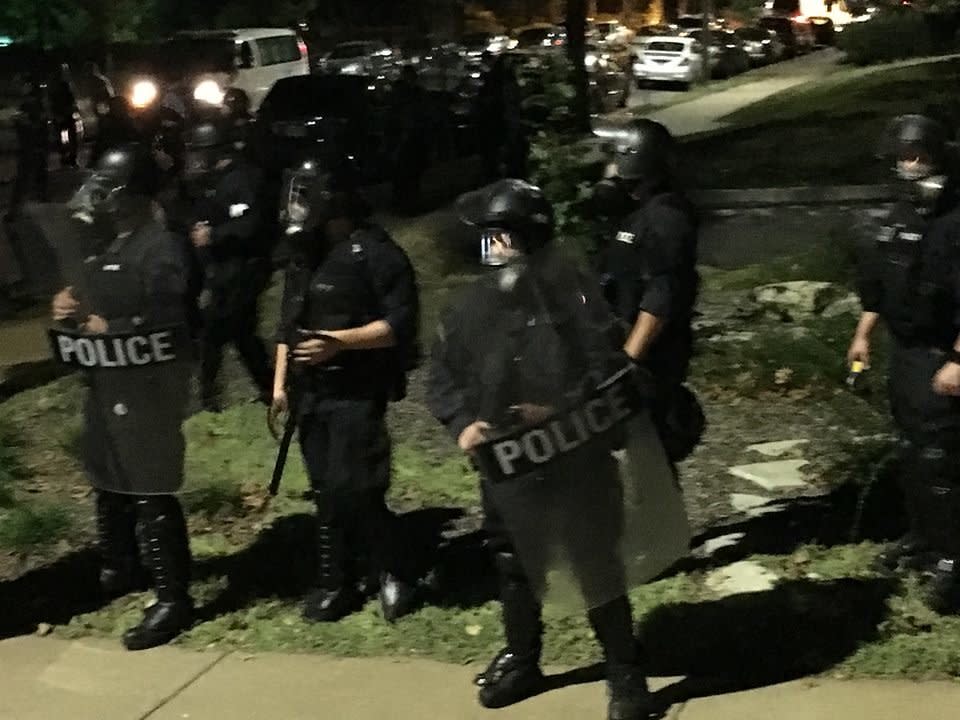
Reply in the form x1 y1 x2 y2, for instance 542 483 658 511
91 143 160 196
879 114 952 213
222 88 251 120
68 143 158 232
281 155 368 234
478 179 554 264
609 119 676 186
185 121 225 150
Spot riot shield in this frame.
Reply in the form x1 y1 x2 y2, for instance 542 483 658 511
461 249 691 611
49 324 192 495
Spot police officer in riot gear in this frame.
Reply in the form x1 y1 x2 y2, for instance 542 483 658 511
389 65 429 215
595 120 702 462
184 119 273 411
272 156 422 623
7 77 50 221
50 144 194 650
428 180 661 720
850 114 960 612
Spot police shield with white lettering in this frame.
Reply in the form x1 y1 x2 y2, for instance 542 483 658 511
48 143 195 653
429 180 690 720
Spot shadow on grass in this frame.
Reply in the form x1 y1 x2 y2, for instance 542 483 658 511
192 506 494 622
674 455 907 578
645 577 896 708
0 548 104 640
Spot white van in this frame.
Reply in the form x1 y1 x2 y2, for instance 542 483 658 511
173 28 310 111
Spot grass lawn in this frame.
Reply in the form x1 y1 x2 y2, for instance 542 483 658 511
680 57 960 188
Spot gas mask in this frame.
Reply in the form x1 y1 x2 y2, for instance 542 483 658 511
591 176 634 218
896 150 947 215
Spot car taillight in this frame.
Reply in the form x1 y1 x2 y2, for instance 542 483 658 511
298 39 308 58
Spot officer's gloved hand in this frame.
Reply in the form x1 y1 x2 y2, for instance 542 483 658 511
625 358 657 403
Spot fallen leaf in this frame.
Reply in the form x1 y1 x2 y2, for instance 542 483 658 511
465 624 483 636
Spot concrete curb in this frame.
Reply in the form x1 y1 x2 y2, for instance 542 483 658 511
690 185 898 209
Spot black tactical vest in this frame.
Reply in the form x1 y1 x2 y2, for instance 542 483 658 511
874 203 959 348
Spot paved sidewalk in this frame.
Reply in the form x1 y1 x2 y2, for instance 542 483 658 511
646 50 960 138
3 636 960 720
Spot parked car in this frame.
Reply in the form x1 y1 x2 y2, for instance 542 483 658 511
758 16 816 56
513 24 567 50
588 19 635 47
635 24 680 41
460 32 515 57
633 35 707 88
734 26 787 65
808 16 836 45
315 40 398 77
170 29 309 111
686 29 750 78
254 73 474 180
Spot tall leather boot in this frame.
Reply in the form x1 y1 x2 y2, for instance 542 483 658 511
95 491 146 597
475 551 545 709
359 493 418 623
303 504 362 622
589 596 657 720
123 496 194 651
875 451 932 574
916 476 960 614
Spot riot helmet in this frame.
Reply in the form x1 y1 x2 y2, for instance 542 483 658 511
592 119 677 216
475 179 555 267
609 119 676 187
878 114 952 214
69 143 159 237
281 155 368 238
182 120 234 190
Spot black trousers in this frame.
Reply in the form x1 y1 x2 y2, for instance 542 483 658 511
299 395 412 583
888 342 960 556
199 271 272 401
8 151 49 216
479 452 638 667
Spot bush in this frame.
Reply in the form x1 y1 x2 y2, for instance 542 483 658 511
839 10 960 65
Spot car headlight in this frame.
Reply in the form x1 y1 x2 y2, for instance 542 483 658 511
341 62 362 74
130 80 158 109
193 80 225 106
585 53 598 68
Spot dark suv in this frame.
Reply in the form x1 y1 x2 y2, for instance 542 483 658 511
759 16 816 57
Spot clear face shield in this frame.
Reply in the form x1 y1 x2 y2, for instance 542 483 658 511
480 227 519 267
68 172 123 225
280 163 322 235
895 142 947 213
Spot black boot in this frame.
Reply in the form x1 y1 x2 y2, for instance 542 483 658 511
926 558 960 614
95 491 147 597
379 572 418 623
475 551 545 708
874 533 932 574
589 596 657 720
123 496 194 651
303 514 362 622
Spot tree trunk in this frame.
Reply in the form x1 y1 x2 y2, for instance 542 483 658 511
565 0 591 134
